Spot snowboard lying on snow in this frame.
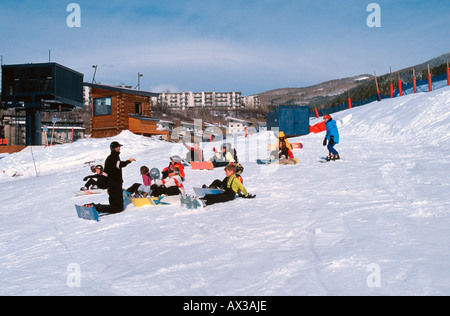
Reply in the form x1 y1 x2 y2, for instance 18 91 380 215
130 195 180 207
190 161 214 170
256 158 298 165
74 189 106 196
193 187 225 197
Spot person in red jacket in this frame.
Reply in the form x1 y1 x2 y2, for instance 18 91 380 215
162 155 185 180
151 166 185 197
278 141 294 160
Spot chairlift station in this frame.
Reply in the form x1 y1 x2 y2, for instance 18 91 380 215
1 63 84 145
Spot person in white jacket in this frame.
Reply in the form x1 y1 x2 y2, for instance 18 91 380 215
209 143 237 167
150 166 185 197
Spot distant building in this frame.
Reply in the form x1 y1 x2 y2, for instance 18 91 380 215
159 91 241 110
226 117 253 136
242 95 261 109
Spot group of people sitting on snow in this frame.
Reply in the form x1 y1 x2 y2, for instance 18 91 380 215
81 114 339 213
81 140 252 213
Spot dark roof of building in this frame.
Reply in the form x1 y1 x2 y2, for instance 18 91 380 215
84 83 159 97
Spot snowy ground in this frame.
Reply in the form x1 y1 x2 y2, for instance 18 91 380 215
0 87 449 296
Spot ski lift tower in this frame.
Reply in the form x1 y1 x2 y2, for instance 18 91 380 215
0 63 84 145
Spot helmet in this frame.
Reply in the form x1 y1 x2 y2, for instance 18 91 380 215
171 155 182 163
95 165 104 173
149 168 160 180
235 163 244 175
323 115 332 121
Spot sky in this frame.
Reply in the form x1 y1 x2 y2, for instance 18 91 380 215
0 0 449 96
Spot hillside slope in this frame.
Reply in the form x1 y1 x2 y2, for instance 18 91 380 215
0 87 449 296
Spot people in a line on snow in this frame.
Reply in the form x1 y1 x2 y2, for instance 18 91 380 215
197 164 254 207
323 114 340 161
93 141 135 214
151 166 185 197
182 138 204 162
82 165 108 190
126 166 153 198
162 155 186 181
209 143 238 167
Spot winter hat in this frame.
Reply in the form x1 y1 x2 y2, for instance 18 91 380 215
110 141 123 150
323 115 332 120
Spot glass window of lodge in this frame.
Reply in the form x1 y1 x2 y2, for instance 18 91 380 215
93 97 112 116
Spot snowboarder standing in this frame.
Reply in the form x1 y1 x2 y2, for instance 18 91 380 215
323 115 340 161
95 141 135 214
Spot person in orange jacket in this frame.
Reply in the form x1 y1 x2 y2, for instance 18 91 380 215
162 155 185 180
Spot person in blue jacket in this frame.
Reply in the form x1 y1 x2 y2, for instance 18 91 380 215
323 115 340 161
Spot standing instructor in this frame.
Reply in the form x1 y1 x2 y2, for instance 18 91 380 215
95 141 135 214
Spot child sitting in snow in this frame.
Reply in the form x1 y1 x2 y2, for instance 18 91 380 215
204 163 245 188
196 164 255 207
161 155 186 181
81 165 108 191
151 166 185 197
126 166 153 197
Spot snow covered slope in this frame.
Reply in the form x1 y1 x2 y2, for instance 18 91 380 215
0 87 449 296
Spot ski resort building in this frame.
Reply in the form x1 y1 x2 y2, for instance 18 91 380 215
85 83 171 140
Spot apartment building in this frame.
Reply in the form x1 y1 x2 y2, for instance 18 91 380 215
159 91 241 110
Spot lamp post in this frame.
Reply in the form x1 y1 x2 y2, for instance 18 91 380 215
92 65 98 84
137 72 143 90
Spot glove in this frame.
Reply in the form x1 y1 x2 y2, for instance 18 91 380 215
83 177 88 181
323 138 327 146
329 136 335 147
129 158 136 162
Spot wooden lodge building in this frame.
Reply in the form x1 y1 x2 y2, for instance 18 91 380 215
85 83 170 140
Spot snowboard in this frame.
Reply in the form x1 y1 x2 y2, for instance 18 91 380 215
257 158 298 165
190 161 214 170
193 187 225 198
130 197 156 207
74 189 106 196
319 157 343 163
75 204 100 221
130 195 181 207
